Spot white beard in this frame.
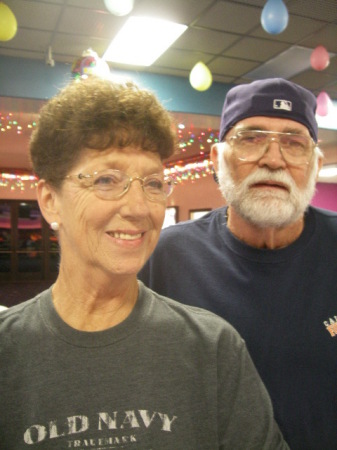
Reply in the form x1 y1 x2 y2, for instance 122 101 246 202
217 158 318 228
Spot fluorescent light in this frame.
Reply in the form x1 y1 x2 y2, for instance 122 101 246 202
316 100 337 131
319 165 337 178
103 17 187 66
245 45 335 81
245 46 314 80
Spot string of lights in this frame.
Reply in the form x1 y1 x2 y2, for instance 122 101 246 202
0 112 37 134
1 158 215 192
0 114 219 190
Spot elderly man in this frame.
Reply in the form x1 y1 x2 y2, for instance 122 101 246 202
139 78 337 450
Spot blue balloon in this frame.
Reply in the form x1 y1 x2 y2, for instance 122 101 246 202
261 0 289 34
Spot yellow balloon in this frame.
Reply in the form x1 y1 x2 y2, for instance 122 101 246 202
189 62 212 91
0 3 17 41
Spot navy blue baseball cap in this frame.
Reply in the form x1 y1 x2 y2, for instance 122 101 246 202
219 78 318 142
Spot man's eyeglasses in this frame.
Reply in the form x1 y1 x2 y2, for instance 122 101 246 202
66 169 175 201
227 130 316 165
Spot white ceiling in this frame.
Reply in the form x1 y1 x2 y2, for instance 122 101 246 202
0 0 337 182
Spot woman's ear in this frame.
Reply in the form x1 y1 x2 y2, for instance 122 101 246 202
36 180 61 226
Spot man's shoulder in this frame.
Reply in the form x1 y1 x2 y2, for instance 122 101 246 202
160 207 226 240
310 206 337 229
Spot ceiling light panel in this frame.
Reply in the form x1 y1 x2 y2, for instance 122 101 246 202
245 46 314 80
103 17 187 66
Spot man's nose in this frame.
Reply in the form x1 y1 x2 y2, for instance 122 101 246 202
258 138 287 169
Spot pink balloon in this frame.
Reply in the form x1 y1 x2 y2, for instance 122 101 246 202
310 45 330 71
316 91 331 116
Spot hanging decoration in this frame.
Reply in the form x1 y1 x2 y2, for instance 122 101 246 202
165 159 214 183
104 0 134 16
261 0 289 35
0 117 219 189
0 172 37 191
0 159 216 190
310 45 330 71
0 112 37 134
316 91 332 117
71 48 110 80
177 124 218 155
189 62 213 91
0 2 18 41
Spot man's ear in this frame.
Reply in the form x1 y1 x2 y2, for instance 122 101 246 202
210 144 220 173
36 180 60 226
315 153 324 181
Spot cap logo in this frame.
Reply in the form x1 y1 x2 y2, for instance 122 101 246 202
273 99 292 111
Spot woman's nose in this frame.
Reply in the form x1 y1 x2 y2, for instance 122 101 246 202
120 180 151 217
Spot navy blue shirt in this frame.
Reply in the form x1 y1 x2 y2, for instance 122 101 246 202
139 206 337 450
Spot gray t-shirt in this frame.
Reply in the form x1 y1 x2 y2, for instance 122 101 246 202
0 281 288 449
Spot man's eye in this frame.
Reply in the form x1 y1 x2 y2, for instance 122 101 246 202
284 137 307 149
239 133 265 144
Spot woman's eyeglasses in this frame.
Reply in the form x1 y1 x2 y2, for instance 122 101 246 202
66 169 175 201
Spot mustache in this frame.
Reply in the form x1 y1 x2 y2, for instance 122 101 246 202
243 168 295 192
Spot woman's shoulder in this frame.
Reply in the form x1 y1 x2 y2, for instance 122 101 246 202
139 281 243 347
0 288 50 337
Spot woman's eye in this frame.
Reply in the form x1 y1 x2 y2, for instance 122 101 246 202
94 175 117 186
146 178 163 190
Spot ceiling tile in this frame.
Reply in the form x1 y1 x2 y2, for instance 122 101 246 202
212 73 237 84
288 0 337 23
174 27 238 54
2 29 52 53
325 55 337 75
252 15 326 44
299 24 337 53
52 34 110 60
196 2 261 34
154 48 212 71
67 0 105 8
57 6 122 39
145 67 190 78
8 0 62 31
209 56 259 77
290 70 337 93
133 0 214 24
224 36 288 61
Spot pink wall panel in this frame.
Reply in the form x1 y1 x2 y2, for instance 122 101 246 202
311 183 337 212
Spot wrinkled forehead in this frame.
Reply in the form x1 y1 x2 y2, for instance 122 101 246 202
228 116 311 137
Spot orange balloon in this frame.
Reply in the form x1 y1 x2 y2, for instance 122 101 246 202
0 3 17 41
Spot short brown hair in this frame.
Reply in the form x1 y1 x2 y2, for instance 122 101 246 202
30 76 176 188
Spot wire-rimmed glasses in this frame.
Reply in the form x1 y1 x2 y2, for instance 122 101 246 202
227 129 316 165
66 169 174 201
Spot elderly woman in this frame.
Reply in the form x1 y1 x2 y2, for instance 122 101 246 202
0 76 288 449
